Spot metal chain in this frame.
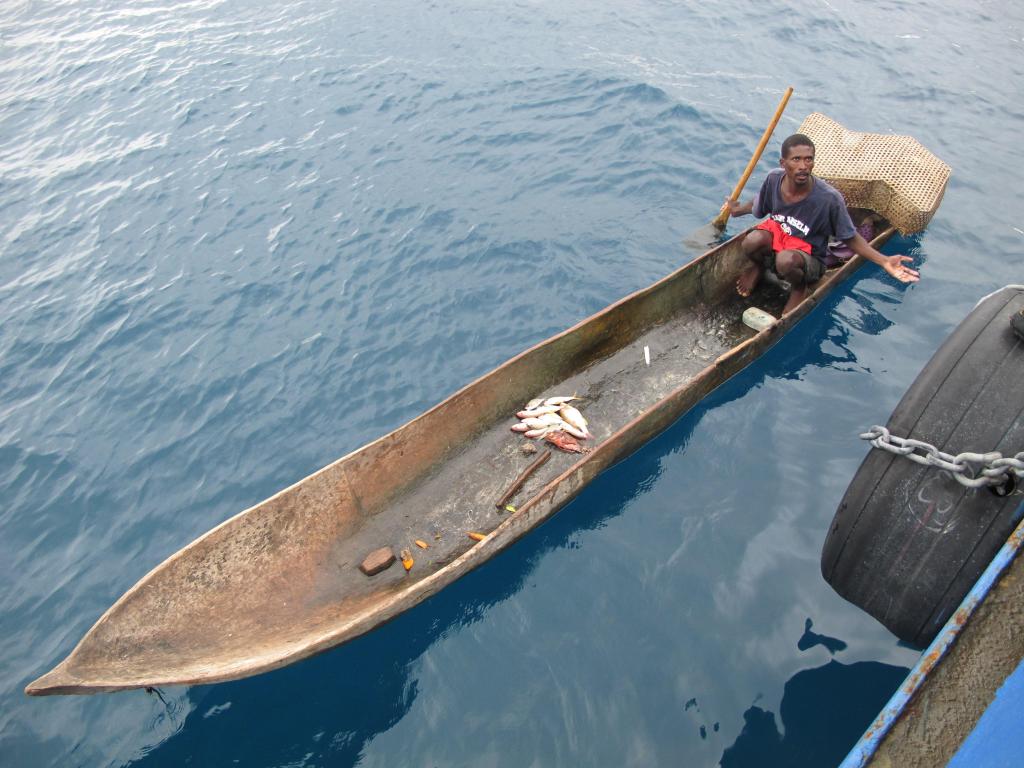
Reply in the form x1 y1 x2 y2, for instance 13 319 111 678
861 425 1024 490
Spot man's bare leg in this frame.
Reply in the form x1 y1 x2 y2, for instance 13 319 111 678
737 229 772 297
782 285 809 314
775 249 812 314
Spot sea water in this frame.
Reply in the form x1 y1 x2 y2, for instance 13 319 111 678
2 1 1022 765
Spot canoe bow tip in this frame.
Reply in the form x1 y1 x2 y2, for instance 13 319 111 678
24 664 76 697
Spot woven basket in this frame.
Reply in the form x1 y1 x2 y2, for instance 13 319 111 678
797 113 951 235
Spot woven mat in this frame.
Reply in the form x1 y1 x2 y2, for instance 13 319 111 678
798 112 951 234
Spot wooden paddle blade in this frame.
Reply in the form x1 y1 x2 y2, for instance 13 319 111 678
682 223 727 254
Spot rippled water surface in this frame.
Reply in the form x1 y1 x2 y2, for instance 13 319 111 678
2 0 1022 765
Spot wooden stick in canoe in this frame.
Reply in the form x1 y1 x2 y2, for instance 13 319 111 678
495 450 551 509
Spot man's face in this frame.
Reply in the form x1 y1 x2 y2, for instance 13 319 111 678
781 144 815 187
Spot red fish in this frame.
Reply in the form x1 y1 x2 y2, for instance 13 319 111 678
544 431 589 453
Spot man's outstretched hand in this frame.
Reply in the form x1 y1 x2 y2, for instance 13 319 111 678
883 254 920 283
848 233 921 285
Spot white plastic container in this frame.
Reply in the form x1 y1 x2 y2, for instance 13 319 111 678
742 306 776 332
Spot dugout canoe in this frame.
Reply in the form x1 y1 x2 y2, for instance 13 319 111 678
26 114 950 696
26 219 894 696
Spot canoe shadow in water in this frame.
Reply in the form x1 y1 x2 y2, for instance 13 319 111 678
125 272 910 767
718 657 909 768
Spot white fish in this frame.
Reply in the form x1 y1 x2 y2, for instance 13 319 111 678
543 395 580 407
535 412 565 426
522 416 554 430
510 423 530 432
525 425 561 439
525 398 545 410
516 405 560 419
559 405 588 430
560 422 588 440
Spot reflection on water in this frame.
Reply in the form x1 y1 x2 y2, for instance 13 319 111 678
128 381 709 766
128 286 904 766
797 618 848 656
4 0 1020 765
721 658 908 768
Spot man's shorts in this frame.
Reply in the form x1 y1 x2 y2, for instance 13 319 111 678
756 219 825 284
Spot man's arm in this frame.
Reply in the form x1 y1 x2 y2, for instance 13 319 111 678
726 198 754 217
727 171 774 219
846 232 920 283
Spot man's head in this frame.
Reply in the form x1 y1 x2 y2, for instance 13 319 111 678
781 133 815 160
779 133 815 188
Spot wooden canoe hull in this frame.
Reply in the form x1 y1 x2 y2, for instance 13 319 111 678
26 224 893 695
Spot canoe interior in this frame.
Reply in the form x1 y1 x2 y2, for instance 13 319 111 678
29 211 890 694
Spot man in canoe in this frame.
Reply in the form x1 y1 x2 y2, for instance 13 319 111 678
726 133 919 314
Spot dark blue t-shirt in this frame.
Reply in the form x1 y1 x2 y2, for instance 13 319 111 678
753 169 856 262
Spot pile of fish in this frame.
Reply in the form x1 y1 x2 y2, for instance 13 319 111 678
510 395 592 453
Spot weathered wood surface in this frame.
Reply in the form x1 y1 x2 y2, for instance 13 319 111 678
26 223 892 695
